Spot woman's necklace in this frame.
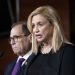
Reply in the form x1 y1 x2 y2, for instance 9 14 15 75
41 45 52 54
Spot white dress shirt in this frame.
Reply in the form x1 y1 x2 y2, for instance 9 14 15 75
17 50 32 66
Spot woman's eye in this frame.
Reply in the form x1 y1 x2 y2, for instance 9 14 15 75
38 22 43 26
39 23 43 26
32 24 35 28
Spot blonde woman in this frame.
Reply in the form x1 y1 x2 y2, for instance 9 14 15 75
27 5 75 75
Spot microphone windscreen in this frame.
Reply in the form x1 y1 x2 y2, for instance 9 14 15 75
0 51 4 57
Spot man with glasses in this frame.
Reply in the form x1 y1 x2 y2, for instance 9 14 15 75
4 21 32 75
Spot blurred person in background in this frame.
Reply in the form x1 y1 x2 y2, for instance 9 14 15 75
4 21 32 75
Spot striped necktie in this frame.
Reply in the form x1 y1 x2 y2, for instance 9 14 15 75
11 58 25 75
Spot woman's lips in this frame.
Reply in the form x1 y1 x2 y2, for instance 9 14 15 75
35 34 42 38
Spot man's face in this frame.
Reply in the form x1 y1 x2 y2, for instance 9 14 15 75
10 25 30 56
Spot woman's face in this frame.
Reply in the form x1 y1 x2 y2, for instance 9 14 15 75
32 14 54 43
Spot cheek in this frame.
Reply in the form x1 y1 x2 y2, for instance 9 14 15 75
23 40 28 47
41 26 49 35
15 41 24 49
16 43 23 50
45 27 53 38
42 26 53 38
43 30 49 39
40 27 46 34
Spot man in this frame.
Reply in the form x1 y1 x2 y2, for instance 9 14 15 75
4 21 32 75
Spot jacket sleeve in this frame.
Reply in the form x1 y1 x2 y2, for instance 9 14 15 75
59 44 75 75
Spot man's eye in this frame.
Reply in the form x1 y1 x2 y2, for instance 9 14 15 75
14 36 19 38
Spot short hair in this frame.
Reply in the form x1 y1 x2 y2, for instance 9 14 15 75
11 21 30 36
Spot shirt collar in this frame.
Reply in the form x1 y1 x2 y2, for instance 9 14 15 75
17 50 32 62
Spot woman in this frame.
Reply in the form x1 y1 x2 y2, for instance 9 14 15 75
27 5 75 75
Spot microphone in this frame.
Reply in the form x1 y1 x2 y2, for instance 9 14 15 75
0 51 4 57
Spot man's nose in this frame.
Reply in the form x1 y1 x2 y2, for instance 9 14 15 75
10 39 15 45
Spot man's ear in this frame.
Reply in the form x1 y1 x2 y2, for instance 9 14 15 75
28 34 32 43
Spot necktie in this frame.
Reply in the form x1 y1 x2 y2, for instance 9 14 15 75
11 58 25 75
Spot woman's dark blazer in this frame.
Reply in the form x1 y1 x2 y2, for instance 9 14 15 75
26 43 75 75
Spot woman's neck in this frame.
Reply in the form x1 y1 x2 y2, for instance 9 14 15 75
41 40 52 54
43 39 52 47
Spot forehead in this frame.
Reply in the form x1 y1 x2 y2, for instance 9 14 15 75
32 14 47 23
10 25 24 37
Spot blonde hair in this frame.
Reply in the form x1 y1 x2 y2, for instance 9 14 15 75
27 5 65 54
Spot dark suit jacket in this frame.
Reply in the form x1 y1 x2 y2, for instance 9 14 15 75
4 54 35 75
4 43 75 75
4 58 26 75
25 43 75 75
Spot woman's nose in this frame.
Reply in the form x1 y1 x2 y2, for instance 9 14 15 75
33 26 39 33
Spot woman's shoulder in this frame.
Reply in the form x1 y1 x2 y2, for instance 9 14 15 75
59 42 75 56
62 42 75 50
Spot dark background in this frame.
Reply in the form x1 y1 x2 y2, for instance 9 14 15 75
0 0 75 75
70 0 75 44
0 0 11 36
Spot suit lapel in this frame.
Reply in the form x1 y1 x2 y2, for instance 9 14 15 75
24 53 36 75
4 59 16 75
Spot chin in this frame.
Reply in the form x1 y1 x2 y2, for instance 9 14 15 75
37 39 43 43
13 51 19 54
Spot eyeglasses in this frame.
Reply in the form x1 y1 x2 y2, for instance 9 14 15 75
9 35 26 44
